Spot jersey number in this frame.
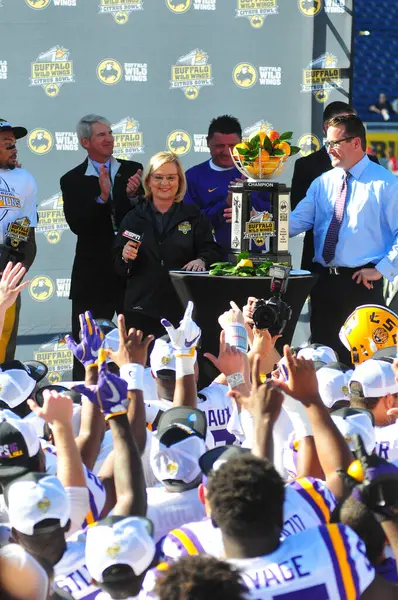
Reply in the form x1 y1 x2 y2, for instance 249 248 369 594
211 428 236 446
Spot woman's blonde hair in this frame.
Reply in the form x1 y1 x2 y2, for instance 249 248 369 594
142 151 187 203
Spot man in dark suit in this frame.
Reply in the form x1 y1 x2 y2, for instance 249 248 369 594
61 114 143 379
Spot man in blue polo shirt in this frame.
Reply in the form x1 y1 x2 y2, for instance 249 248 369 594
184 115 270 257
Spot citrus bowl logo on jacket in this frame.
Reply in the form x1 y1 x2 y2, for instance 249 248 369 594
167 131 192 155
28 129 53 155
30 46 74 96
166 0 191 12
29 276 54 302
112 117 144 158
170 49 213 99
235 0 279 28
298 134 321 156
98 0 143 23
37 192 69 244
298 0 322 16
301 53 341 103
97 59 123 85
233 63 257 88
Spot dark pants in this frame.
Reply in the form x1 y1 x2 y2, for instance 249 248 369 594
71 298 124 380
310 264 385 366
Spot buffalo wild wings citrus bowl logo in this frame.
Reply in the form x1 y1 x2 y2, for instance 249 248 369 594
97 59 123 85
98 0 143 24
34 334 73 384
301 53 341 103
112 117 144 158
37 192 69 244
30 46 74 96
27 129 54 155
170 49 213 99
235 0 279 28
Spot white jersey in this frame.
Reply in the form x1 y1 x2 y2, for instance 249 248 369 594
162 477 336 560
0 167 38 243
231 524 374 599
54 529 100 600
146 485 205 543
375 423 398 462
144 383 237 449
41 441 106 528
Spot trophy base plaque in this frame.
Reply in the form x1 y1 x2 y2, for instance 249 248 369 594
229 180 291 266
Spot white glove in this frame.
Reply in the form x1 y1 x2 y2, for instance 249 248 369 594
161 301 201 377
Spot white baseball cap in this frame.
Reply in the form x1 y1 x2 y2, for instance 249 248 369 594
0 410 41 478
85 516 155 582
150 434 206 486
316 366 352 409
297 345 339 364
331 411 375 454
0 368 36 409
349 358 398 398
150 338 176 379
7 474 70 535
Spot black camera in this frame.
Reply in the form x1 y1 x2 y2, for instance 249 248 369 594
252 265 292 336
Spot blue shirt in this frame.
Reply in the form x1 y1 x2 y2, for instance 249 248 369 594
184 159 270 255
289 154 398 280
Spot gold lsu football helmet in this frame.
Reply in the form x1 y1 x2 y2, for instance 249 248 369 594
339 304 398 365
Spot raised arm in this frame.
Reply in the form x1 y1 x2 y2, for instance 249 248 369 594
275 345 353 499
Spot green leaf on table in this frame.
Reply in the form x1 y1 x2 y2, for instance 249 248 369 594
210 262 233 268
237 251 250 261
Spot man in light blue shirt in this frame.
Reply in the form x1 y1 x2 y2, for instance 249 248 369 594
290 114 398 363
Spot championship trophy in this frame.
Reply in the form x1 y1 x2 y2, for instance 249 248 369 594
229 129 300 266
0 216 31 271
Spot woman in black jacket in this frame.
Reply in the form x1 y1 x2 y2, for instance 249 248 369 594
114 151 222 337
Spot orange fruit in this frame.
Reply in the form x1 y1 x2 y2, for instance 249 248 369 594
268 130 280 142
274 141 291 156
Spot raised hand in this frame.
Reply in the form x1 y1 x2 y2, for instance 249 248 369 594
99 165 111 201
73 350 129 420
0 262 29 312
273 344 320 406
126 169 142 197
105 314 154 367
204 330 245 377
161 301 201 357
27 388 73 425
65 311 104 367
341 434 398 521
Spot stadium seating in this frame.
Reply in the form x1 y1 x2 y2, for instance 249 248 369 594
353 0 398 121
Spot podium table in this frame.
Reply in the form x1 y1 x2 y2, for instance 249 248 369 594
170 271 317 387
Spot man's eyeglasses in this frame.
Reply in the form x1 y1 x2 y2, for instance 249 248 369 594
151 175 178 183
325 136 355 150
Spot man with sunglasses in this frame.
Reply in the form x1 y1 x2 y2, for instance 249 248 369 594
290 114 398 364
0 119 38 362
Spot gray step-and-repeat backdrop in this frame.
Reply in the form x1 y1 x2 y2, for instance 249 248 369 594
0 0 353 383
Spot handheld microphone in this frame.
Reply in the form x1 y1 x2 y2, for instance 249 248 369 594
122 229 143 275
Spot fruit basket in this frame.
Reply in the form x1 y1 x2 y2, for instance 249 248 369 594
230 129 300 179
